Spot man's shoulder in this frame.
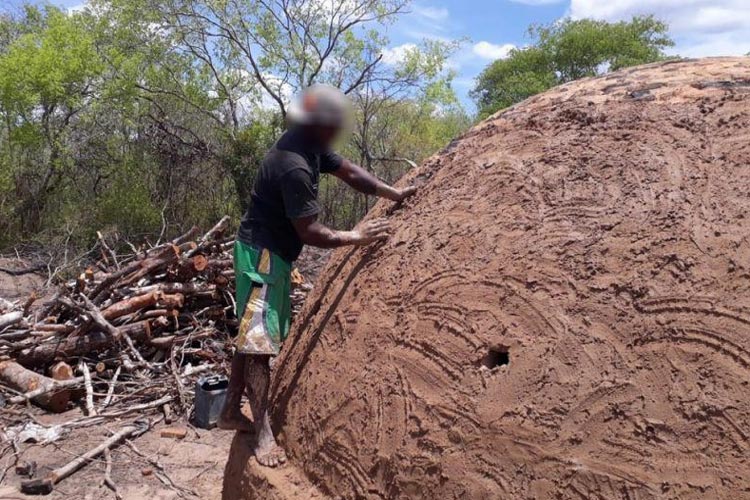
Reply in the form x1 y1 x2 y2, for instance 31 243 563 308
264 144 312 177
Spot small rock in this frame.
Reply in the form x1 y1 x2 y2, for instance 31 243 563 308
160 427 188 439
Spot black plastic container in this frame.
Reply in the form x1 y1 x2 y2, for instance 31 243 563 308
193 375 228 429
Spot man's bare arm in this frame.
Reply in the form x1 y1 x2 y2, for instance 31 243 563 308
291 215 391 248
333 159 417 202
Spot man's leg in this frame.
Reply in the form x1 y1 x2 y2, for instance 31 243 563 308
218 353 254 432
246 354 287 467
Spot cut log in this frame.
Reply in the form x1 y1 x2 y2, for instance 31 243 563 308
123 282 215 296
34 324 75 334
50 361 74 381
0 310 23 330
172 253 210 281
16 320 152 367
147 226 200 256
117 246 183 288
192 254 209 272
0 361 72 412
171 225 200 246
111 308 176 325
177 241 198 254
7 375 84 406
89 244 181 303
149 328 214 348
101 291 184 321
184 215 230 258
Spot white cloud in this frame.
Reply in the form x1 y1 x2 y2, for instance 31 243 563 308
67 3 87 15
472 41 516 60
570 0 750 57
412 5 449 21
404 3 452 40
381 43 418 65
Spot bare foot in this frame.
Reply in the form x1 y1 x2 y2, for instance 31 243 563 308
217 407 254 433
255 443 287 468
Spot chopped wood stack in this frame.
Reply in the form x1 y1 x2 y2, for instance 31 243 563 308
0 219 322 496
0 216 315 419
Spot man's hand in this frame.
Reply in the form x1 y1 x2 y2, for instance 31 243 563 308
392 186 418 202
351 218 392 245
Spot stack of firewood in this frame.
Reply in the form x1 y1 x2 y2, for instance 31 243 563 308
0 216 324 496
0 215 319 421
0 216 240 418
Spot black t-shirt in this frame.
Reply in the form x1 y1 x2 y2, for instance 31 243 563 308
237 128 343 263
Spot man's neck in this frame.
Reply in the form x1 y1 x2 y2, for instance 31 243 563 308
289 126 324 153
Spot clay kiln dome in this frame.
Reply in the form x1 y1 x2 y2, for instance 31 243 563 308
229 57 750 499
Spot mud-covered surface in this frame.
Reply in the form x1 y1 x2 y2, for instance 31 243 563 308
255 58 750 499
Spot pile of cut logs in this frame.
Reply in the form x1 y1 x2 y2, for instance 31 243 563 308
0 216 320 495
0 214 314 418
0 216 237 415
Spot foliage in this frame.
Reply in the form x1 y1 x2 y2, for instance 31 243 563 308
0 1 469 255
472 16 675 118
0 6 104 236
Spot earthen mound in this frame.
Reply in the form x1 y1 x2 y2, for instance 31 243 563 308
229 57 750 499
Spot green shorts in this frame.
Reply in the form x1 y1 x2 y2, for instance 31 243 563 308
234 241 291 356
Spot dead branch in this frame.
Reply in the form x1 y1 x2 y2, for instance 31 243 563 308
184 215 230 258
100 366 121 411
21 424 140 495
101 448 122 500
79 361 97 416
16 320 151 367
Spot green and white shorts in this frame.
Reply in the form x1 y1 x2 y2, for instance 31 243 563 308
233 241 291 356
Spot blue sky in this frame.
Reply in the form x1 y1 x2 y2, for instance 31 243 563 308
384 0 750 109
9 0 750 110
384 1 567 105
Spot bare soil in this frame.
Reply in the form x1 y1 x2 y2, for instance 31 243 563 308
226 57 750 499
1 413 234 500
0 258 46 302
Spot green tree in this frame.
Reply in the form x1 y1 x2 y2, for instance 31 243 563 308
0 1 466 256
98 0 461 222
472 15 675 118
0 6 104 236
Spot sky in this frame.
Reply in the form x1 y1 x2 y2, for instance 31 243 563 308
9 0 750 110
384 0 750 108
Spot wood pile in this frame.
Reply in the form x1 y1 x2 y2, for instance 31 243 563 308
0 216 321 494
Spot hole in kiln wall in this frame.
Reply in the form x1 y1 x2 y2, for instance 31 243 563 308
481 346 510 369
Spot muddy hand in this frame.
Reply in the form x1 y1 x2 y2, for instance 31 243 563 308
394 186 418 202
354 218 392 245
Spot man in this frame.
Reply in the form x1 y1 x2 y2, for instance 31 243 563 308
218 84 417 467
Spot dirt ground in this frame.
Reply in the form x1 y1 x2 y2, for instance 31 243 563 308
252 57 750 499
1 413 234 500
0 258 46 303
